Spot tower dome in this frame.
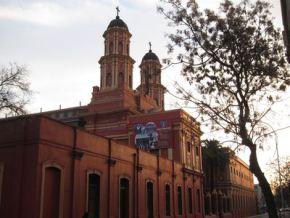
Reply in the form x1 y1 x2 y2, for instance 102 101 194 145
142 49 159 62
142 42 160 62
107 15 128 30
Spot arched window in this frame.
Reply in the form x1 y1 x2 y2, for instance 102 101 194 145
187 187 193 214
177 186 183 215
87 174 100 218
118 72 124 87
165 184 171 216
109 42 114 54
42 167 61 218
129 75 132 89
147 181 154 218
127 44 129 54
106 73 112 87
120 178 129 218
155 98 159 106
118 42 123 54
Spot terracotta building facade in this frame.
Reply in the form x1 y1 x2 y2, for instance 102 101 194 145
203 152 257 218
0 10 258 218
0 12 204 218
0 115 203 218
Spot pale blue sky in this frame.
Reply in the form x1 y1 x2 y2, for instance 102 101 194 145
0 0 288 182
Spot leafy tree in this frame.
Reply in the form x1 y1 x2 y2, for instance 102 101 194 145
158 0 290 217
0 63 31 116
202 139 233 191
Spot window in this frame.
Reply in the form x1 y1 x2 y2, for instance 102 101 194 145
109 42 114 54
43 167 61 218
187 141 191 152
165 184 170 216
118 42 123 54
177 186 182 215
195 146 199 156
155 98 159 106
196 189 201 212
118 72 124 87
129 75 132 88
147 181 154 218
106 73 112 87
88 174 100 218
120 178 129 218
187 188 193 214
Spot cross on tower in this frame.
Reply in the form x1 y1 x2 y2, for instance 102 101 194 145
149 42 152 51
116 6 120 17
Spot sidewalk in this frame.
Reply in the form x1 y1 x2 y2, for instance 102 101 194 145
246 213 290 218
246 214 268 218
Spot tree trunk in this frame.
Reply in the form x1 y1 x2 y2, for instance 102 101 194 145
249 146 278 218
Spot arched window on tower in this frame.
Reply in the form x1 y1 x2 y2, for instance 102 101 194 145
145 71 150 95
109 42 114 54
155 98 159 106
118 72 124 87
106 73 112 87
127 44 129 55
118 42 123 54
129 75 132 89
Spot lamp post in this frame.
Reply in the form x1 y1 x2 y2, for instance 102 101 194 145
254 122 285 213
274 133 285 211
263 123 285 212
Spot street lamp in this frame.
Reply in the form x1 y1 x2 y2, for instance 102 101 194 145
254 122 285 212
273 132 285 211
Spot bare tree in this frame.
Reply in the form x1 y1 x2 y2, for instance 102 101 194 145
268 156 290 208
158 0 290 217
0 63 32 116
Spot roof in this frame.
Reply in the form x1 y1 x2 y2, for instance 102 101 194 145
142 49 160 61
107 16 128 30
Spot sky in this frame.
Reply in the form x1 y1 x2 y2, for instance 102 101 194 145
0 0 288 183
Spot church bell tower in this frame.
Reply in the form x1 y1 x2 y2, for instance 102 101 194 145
99 7 135 91
137 43 166 110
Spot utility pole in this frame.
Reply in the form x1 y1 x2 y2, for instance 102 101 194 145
274 133 284 211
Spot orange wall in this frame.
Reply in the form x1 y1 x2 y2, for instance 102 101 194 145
0 115 204 218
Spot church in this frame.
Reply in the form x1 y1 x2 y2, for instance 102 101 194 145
0 7 259 218
0 9 205 218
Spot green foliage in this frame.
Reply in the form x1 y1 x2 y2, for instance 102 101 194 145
202 139 233 168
